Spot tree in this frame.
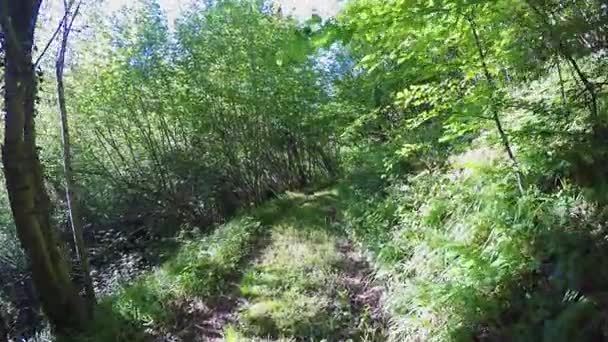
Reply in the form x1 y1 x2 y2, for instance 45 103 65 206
56 0 96 311
66 0 337 225
338 0 539 190
0 311 7 342
0 0 87 334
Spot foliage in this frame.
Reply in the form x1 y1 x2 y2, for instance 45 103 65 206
0 186 25 273
330 0 608 340
56 0 338 228
385 160 608 340
3 0 608 340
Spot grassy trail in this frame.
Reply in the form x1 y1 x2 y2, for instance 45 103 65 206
85 189 386 342
219 189 386 341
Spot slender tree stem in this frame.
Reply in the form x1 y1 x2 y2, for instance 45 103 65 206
526 1 600 133
556 56 567 107
56 0 96 311
468 14 525 194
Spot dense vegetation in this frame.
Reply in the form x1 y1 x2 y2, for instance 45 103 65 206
0 0 607 341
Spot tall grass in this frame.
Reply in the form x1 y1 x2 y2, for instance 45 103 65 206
343 147 608 341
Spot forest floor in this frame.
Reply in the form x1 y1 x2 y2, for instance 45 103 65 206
95 189 387 342
175 189 387 341
159 189 388 341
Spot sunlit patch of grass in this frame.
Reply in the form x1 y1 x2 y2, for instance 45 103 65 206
237 227 346 339
234 192 358 340
223 324 296 342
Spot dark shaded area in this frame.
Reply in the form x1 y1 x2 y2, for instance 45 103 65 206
470 206 608 341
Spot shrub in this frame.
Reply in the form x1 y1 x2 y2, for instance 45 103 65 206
344 150 608 341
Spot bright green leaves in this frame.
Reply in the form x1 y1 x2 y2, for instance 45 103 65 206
332 0 554 175
395 84 444 112
62 0 339 225
341 0 540 86
331 0 608 341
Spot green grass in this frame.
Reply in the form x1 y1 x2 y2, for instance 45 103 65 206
236 225 345 339
341 145 608 341
68 214 263 341
70 189 385 341
228 189 384 341
112 215 262 325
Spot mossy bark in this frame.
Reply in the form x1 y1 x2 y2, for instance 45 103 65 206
1 0 87 334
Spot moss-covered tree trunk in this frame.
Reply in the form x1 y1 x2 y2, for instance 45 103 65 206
0 0 87 334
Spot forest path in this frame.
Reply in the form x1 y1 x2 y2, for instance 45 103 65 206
180 189 387 341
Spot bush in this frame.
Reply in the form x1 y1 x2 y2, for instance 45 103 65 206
343 150 608 341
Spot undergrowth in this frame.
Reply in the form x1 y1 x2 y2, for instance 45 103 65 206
115 216 261 321
67 215 263 341
341 147 608 341
65 190 386 341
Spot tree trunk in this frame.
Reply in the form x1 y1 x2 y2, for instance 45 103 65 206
56 0 96 312
0 0 87 334
0 310 7 342
468 14 525 194
525 1 602 135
